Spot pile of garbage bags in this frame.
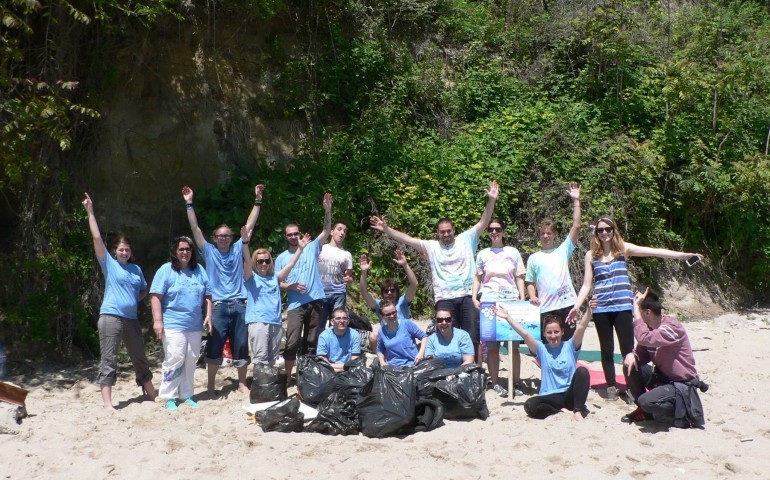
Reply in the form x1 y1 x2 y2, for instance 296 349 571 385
252 357 489 437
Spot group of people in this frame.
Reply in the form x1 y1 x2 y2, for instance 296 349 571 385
83 179 707 428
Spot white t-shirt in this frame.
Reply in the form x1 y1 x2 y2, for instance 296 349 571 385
476 246 526 301
318 244 353 295
420 228 479 301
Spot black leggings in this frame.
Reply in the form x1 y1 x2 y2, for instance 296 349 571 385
524 367 590 419
593 309 634 386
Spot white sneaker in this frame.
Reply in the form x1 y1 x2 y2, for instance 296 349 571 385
493 384 509 398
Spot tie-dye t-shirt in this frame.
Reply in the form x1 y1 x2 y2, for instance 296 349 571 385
475 246 526 301
525 237 577 313
420 228 479 301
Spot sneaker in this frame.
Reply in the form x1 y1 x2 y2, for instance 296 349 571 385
622 406 653 423
493 384 508 398
606 386 619 401
165 399 178 411
183 398 201 409
513 383 525 397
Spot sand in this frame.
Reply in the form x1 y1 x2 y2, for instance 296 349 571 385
2 311 770 480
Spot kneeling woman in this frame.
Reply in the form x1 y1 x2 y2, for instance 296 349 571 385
426 309 475 368
376 301 427 367
494 300 595 421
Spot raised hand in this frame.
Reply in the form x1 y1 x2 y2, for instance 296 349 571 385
370 216 387 232
323 192 333 211
240 225 252 243
634 287 649 307
182 186 194 203
360 254 372 273
82 192 94 212
392 248 407 266
255 184 265 200
485 180 499 200
298 233 312 249
566 182 581 201
492 304 510 320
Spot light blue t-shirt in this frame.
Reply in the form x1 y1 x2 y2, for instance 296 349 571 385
376 318 426 367
373 296 411 325
97 247 147 320
420 228 479 301
202 241 245 301
536 338 580 396
150 263 210 331
275 238 325 311
317 328 361 364
525 237 577 313
244 273 281 325
426 328 474 369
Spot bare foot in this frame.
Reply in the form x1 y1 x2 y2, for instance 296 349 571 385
238 384 249 394
573 411 584 421
103 404 116 411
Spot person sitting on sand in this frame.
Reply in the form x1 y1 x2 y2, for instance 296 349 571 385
317 308 361 373
621 288 706 428
494 299 597 421
376 301 428 367
425 309 475 369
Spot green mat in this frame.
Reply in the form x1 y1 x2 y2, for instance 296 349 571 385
499 343 623 364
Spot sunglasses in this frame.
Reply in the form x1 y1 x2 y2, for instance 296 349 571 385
595 227 614 234
256 258 272 265
177 247 192 252
383 287 397 293
214 234 233 239
435 316 453 324
488 227 503 233
286 232 301 237
382 311 398 318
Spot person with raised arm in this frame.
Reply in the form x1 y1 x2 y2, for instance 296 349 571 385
82 193 156 410
370 180 499 359
276 192 333 385
472 218 526 397
318 221 354 327
359 248 418 351
182 184 263 396
241 225 310 368
151 236 212 411
525 182 582 343
494 299 597 421
621 287 706 428
571 216 703 401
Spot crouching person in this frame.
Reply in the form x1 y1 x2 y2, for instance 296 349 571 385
622 287 706 428
317 308 361 373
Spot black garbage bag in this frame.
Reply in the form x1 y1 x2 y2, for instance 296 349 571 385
411 357 446 399
432 364 489 420
256 397 304 433
305 390 360 436
296 355 336 406
347 309 372 332
250 364 288 404
414 398 444 433
357 366 416 438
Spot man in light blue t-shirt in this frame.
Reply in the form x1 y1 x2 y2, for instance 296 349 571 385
370 180 499 356
317 308 361 372
276 192 333 384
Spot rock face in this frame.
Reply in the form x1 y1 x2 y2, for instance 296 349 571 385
87 13 301 271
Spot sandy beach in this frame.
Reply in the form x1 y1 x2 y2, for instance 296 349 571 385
2 310 769 480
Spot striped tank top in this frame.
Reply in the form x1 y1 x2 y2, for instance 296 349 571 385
592 255 633 313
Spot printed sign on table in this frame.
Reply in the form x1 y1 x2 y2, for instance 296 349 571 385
479 300 540 342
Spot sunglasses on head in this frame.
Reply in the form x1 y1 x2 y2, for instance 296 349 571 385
435 316 452 324
256 258 272 265
595 227 614 234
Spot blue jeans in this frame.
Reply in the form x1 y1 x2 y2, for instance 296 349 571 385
205 299 249 367
321 292 347 329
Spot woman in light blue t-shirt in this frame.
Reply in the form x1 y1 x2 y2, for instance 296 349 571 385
426 309 474 369
376 301 427 367
495 300 595 421
83 193 156 410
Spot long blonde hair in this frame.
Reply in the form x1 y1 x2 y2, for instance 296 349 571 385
252 248 275 275
590 217 626 258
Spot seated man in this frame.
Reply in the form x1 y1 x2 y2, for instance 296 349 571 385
317 308 361 373
622 287 706 428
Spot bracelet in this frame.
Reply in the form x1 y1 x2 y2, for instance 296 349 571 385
254 198 262 206
186 203 194 210
242 240 248 244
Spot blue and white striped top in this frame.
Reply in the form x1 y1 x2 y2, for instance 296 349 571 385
592 255 633 313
